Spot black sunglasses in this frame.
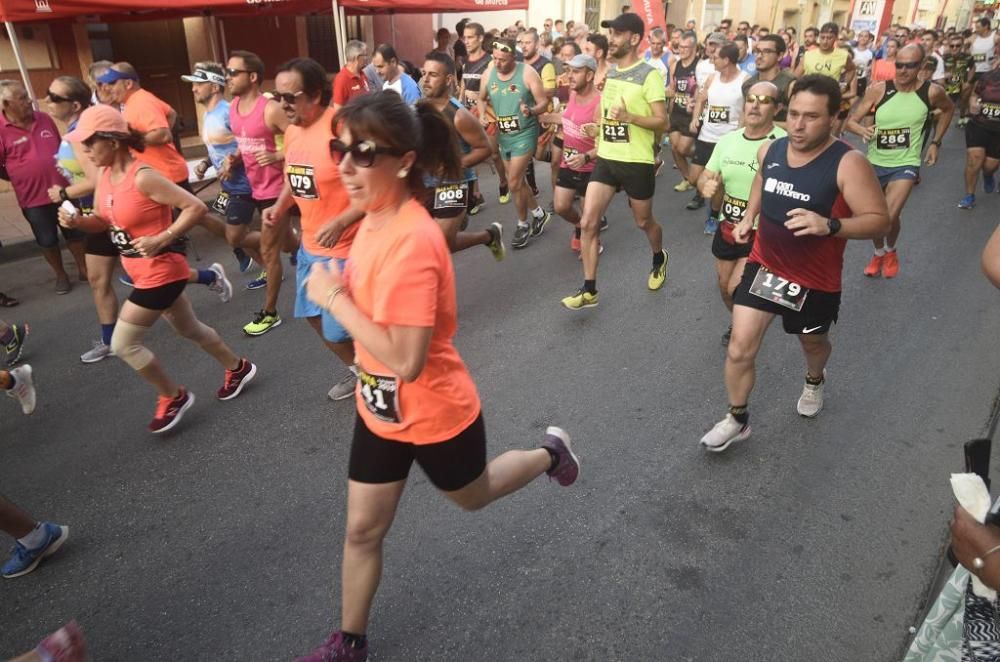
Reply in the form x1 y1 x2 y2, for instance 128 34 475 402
225 68 248 78
896 60 922 70
46 90 72 104
270 90 304 105
329 139 406 168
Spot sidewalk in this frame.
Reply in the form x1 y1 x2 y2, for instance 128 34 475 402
0 189 34 246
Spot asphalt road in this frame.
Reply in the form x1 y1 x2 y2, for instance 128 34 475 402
1 130 999 662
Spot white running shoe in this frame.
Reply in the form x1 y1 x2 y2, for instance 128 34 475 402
699 414 750 452
80 340 113 364
208 263 233 303
7 364 36 415
797 377 825 418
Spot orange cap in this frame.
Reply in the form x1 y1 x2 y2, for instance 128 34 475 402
64 104 129 143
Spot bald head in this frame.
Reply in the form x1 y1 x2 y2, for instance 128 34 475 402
748 81 779 99
112 62 139 81
898 43 925 61
744 80 779 128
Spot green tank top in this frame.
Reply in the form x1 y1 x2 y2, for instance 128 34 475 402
486 62 538 136
870 81 932 168
705 125 787 223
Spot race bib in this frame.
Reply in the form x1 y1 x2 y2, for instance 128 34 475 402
707 105 730 123
975 53 988 63
497 115 521 134
749 265 808 312
721 193 747 223
211 191 230 214
876 127 910 150
287 164 318 199
434 182 468 210
358 367 400 424
109 224 141 258
981 102 1000 119
602 119 630 143
673 94 689 110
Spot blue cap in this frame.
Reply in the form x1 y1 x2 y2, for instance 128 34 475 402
96 69 138 85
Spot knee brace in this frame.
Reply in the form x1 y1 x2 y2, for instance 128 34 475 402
110 320 154 371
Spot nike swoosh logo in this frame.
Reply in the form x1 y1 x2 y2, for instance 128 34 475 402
802 325 823 333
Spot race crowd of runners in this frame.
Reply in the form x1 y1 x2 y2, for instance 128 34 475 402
2 10 1000 662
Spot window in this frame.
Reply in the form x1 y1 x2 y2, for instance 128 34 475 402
0 24 59 72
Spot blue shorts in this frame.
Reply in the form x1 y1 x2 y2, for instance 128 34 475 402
294 247 351 343
873 164 920 188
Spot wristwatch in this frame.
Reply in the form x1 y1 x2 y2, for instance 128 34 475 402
931 139 942 147
58 187 69 202
827 217 842 236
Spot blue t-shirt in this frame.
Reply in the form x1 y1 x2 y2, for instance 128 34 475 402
203 100 251 196
738 54 757 76
384 73 422 105
55 119 93 211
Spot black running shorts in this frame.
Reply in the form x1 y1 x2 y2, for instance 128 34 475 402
127 278 187 311
692 139 716 167
732 262 841 335
348 412 487 492
556 167 592 197
589 158 655 201
965 120 1000 160
711 224 752 261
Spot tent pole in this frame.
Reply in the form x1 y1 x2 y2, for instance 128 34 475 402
206 16 221 63
339 5 347 54
219 19 229 61
4 22 37 108
332 0 346 66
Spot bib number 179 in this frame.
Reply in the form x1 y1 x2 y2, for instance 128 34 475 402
749 266 808 311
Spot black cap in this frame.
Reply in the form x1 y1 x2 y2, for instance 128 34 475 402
600 13 645 39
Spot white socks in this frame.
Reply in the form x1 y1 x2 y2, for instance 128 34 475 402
531 206 544 219
874 248 886 256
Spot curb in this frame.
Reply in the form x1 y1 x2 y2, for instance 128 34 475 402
0 236 45 265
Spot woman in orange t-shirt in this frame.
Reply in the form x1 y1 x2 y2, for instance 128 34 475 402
871 39 899 83
58 105 256 434
297 92 581 662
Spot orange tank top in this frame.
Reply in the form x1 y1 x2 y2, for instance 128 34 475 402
96 160 189 289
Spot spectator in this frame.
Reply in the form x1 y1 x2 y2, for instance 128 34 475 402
0 80 87 294
333 40 372 111
373 44 422 104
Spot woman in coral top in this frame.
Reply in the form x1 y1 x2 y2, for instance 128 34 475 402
296 92 581 662
58 105 256 434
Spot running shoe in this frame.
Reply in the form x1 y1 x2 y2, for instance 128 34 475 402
149 388 195 434
1 522 68 578
243 310 282 336
674 179 693 192
541 426 580 486
958 194 976 209
685 193 705 210
328 372 357 401
512 223 531 249
469 194 485 215
295 631 368 662
4 323 28 366
217 359 257 400
530 209 551 237
561 289 598 310
55 275 71 295
882 250 899 278
7 364 35 415
570 234 581 252
648 251 669 290
985 171 997 194
80 340 112 364
498 186 511 204
207 263 233 303
700 414 751 452
797 375 826 418
599 215 609 232
118 272 134 287
34 621 86 662
704 217 719 235
721 325 732 346
486 222 506 262
234 247 253 273
863 253 884 277
246 270 268 290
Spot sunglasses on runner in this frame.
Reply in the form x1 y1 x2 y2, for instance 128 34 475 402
329 139 406 168
494 41 515 53
746 94 776 104
896 60 922 70
225 68 248 78
46 90 72 103
271 90 305 105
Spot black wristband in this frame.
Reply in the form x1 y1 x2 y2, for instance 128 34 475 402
827 217 842 236
58 188 69 202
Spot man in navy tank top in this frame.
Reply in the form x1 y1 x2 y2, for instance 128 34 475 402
700 74 891 453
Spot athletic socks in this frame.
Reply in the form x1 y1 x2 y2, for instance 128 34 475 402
805 373 825 386
885 245 896 253
531 206 545 219
101 323 115 346
583 279 597 294
342 632 367 649
729 404 749 425
0 326 13 345
874 248 886 257
652 250 666 268
18 523 47 550
196 269 217 285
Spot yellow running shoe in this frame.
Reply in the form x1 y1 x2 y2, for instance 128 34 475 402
673 180 693 192
648 250 668 290
561 289 598 310
498 186 511 204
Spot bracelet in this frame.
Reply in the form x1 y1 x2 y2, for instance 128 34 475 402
973 543 1000 570
58 187 69 202
325 286 346 310
164 228 175 237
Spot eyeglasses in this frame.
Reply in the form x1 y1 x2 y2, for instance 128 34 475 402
746 94 776 104
753 48 778 55
329 139 406 168
271 90 305 105
46 90 72 103
896 60 922 70
226 68 248 78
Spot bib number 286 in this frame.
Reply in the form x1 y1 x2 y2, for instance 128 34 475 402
358 368 401 424
749 266 808 311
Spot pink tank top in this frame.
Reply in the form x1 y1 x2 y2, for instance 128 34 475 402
230 95 285 201
560 91 600 173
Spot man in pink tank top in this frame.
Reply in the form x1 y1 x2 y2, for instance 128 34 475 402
226 50 298 337
541 54 604 254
